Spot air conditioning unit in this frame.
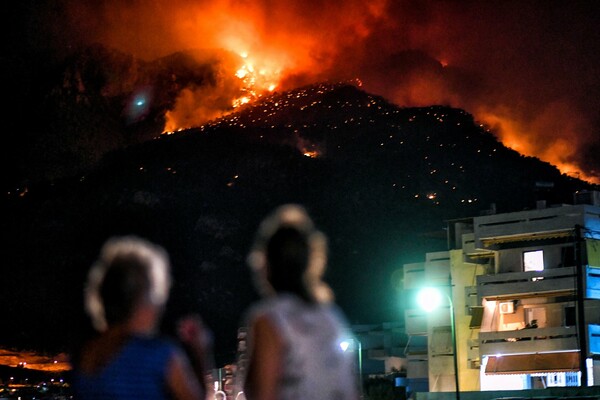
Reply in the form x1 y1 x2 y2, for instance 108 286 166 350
499 301 515 314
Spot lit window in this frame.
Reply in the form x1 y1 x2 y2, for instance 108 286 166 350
523 250 544 271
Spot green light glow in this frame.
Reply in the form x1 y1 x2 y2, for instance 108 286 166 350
417 287 442 312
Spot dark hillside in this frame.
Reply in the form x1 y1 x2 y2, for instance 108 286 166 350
3 82 596 365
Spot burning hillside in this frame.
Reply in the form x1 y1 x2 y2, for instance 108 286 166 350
6 0 600 187
26 0 595 184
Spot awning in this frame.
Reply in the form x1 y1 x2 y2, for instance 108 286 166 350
480 230 573 247
484 352 580 375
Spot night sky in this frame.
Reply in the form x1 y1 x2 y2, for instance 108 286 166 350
5 0 600 184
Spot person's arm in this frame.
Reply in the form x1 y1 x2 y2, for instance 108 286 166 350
243 315 283 400
167 348 206 400
176 315 214 398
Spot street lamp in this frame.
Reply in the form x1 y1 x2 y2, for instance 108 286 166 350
417 286 460 400
340 338 363 397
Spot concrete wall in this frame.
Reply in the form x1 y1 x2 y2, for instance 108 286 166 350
451 249 484 392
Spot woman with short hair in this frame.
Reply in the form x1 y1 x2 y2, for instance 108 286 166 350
72 235 213 400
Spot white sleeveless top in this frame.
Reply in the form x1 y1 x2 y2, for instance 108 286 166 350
241 294 360 400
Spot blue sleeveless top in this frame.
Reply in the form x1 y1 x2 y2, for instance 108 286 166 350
72 335 178 400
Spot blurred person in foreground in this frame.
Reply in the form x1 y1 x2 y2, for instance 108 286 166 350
239 204 360 400
71 235 213 400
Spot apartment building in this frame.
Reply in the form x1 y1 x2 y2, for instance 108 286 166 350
404 190 600 395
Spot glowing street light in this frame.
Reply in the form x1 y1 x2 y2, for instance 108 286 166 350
340 338 363 397
417 287 443 312
417 286 460 400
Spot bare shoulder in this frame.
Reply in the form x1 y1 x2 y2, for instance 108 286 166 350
252 313 276 334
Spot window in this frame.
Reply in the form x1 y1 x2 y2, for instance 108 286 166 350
564 306 576 326
523 250 544 272
560 245 575 267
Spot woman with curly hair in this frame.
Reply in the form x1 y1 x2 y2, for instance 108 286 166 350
72 235 213 400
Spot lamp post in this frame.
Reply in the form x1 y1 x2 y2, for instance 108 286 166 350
417 286 460 400
340 338 363 398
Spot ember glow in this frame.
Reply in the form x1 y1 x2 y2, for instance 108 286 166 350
31 0 600 183
303 150 320 158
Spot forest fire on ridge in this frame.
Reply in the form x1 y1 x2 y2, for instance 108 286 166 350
53 0 600 184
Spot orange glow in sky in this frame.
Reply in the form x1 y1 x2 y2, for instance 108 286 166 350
62 0 600 184
0 348 70 372
476 107 599 184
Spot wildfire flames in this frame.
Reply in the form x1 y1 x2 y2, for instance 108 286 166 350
233 52 279 107
60 0 599 184
162 50 281 134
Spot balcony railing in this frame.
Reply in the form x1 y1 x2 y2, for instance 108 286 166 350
479 326 579 357
404 308 428 336
587 265 600 299
477 267 576 301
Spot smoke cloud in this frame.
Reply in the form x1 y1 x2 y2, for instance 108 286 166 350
30 0 600 183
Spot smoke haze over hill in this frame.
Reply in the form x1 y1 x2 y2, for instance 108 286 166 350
9 0 600 183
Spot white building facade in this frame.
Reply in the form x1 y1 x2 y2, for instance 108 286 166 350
404 191 600 395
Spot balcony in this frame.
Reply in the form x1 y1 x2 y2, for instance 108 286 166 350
590 324 600 355
479 326 579 357
587 265 600 299
404 308 428 336
477 267 576 301
472 205 591 249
